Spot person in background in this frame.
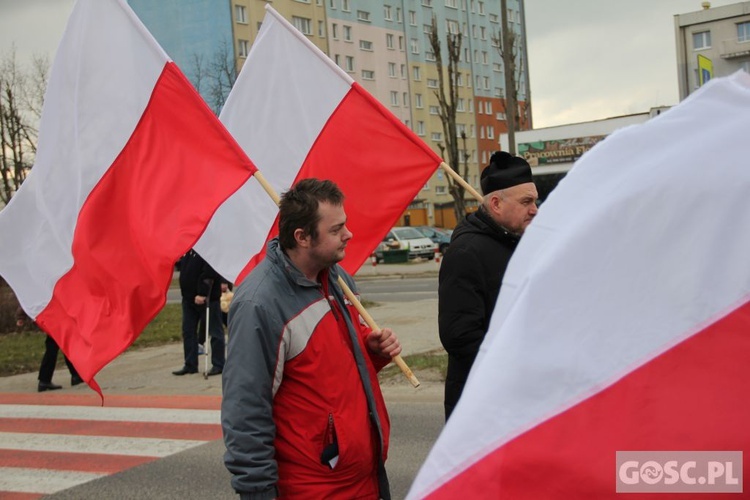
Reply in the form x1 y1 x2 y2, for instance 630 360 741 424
222 179 401 499
16 306 82 392
172 249 225 376
438 151 538 420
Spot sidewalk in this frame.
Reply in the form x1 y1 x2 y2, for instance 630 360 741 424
0 258 443 397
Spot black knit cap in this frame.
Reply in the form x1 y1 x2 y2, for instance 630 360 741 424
480 151 533 195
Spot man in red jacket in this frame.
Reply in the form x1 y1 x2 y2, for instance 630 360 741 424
222 179 401 500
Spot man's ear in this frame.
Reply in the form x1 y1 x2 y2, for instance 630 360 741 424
294 228 311 248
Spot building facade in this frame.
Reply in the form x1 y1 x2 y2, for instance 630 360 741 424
128 0 532 228
675 1 750 99
500 107 671 203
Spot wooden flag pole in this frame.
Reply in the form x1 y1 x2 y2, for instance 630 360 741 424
252 171 420 387
440 161 484 202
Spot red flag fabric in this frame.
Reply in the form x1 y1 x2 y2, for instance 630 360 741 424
408 71 750 498
193 5 442 284
0 0 255 394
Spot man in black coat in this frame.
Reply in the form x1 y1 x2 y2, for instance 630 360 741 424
438 152 538 419
172 249 226 376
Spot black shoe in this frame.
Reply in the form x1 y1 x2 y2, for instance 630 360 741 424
207 367 223 376
38 381 62 392
71 375 83 386
172 367 198 376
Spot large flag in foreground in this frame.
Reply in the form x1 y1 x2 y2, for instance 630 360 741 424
408 71 750 498
0 0 255 393
194 6 442 284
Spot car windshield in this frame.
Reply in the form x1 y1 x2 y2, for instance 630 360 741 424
393 227 425 239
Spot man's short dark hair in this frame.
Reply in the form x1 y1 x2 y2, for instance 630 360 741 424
278 178 345 250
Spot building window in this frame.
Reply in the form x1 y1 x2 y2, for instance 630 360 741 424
344 25 352 41
480 26 486 40
400 64 406 78
342 0 350 11
332 24 339 39
396 8 402 22
292 16 312 35
403 92 409 106
446 0 458 7
238 39 249 57
388 62 397 77
738 22 750 43
357 10 371 22
427 78 438 88
360 40 373 51
487 125 494 139
415 93 423 108
318 21 325 37
362 69 375 80
384 5 392 20
446 20 459 34
345 56 354 72
493 63 502 72
390 91 399 106
485 101 492 114
399 36 404 51
478 1 485 14
413 66 421 80
429 105 440 115
490 13 498 23
482 51 488 64
409 11 417 25
234 5 247 24
456 73 463 86
295 0 311 3
457 98 465 112
423 24 432 34
422 0 433 6
330 0 336 8
417 121 426 136
431 132 443 141
483 76 490 89
334 54 340 65
426 49 436 61
692 30 711 50
436 185 447 195
386 33 394 49
411 38 420 54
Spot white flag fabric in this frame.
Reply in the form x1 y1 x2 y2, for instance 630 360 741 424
194 6 441 284
0 0 254 393
408 70 750 498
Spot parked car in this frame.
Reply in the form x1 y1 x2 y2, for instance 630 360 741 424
375 226 438 262
414 226 453 254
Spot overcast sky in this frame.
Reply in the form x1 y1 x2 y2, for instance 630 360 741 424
0 0 740 128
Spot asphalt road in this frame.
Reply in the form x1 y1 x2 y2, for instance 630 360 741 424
46 388 445 500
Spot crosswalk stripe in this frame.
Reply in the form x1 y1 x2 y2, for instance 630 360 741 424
0 404 219 424
0 449 157 473
0 393 224 497
0 467 105 495
0 432 207 457
0 417 223 440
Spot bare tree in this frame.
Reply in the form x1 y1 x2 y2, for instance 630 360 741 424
493 0 529 155
189 41 238 115
428 16 469 223
0 48 47 204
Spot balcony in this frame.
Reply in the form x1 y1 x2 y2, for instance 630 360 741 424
720 38 750 59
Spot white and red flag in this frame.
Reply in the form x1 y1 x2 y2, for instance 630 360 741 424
408 70 750 498
0 0 255 394
193 6 442 284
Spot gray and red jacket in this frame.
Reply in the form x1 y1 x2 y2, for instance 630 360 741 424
222 239 391 500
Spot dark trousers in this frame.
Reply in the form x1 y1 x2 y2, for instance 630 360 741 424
181 299 225 371
38 335 80 383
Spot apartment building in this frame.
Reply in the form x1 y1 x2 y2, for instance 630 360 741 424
675 1 750 99
128 0 531 228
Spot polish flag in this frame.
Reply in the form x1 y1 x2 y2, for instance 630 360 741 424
0 0 255 393
193 6 442 284
408 71 750 498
